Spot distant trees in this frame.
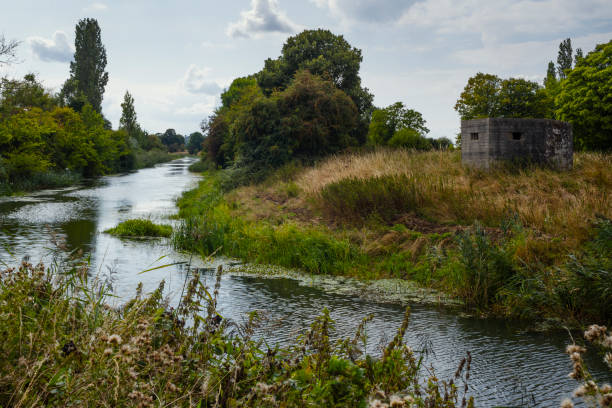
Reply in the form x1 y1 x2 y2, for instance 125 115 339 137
160 129 185 152
454 73 550 120
368 102 429 146
186 132 204 154
367 102 451 150
556 40 612 151
60 18 108 113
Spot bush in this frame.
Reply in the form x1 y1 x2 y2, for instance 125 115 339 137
104 219 172 238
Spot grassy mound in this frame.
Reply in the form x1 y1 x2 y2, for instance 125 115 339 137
104 219 172 238
173 150 612 323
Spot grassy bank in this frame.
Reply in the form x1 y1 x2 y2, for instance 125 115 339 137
0 259 473 407
176 150 612 324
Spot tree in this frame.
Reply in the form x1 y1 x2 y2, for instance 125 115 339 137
119 91 145 146
61 18 108 113
368 102 429 146
574 48 584 66
556 40 612 151
186 132 205 154
160 129 184 152
0 74 57 118
557 38 573 80
0 35 20 65
454 73 502 120
257 29 374 120
277 70 359 157
496 78 550 118
455 73 551 119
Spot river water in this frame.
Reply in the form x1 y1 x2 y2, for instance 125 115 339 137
0 158 609 407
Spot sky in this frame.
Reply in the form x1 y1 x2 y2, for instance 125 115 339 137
2 0 611 138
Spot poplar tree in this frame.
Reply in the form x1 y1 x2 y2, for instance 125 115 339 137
62 18 108 113
119 91 137 133
557 38 573 80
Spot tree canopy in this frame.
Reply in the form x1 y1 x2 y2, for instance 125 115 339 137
454 73 550 120
556 40 612 151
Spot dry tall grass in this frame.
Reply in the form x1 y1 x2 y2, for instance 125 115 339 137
297 149 611 244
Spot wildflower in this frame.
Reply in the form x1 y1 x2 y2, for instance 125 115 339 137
128 367 138 380
167 382 178 392
369 400 389 408
103 348 113 356
602 384 612 394
574 385 587 397
566 344 586 354
584 325 607 342
389 395 405 407
605 353 612 369
107 334 122 345
560 398 574 408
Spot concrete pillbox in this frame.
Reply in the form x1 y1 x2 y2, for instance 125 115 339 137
461 118 573 170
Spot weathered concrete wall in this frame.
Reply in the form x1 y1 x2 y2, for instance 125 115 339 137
461 119 490 168
461 118 573 170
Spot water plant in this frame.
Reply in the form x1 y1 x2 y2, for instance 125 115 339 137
104 218 172 238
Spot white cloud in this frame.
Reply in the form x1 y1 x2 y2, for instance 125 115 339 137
175 102 216 116
28 31 73 63
227 0 298 38
182 65 222 95
400 0 612 45
83 3 108 12
311 0 419 25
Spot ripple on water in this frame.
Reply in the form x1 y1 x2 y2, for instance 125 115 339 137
5 201 90 224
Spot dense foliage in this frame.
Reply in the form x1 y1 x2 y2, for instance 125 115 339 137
197 29 441 184
0 74 174 195
0 259 473 407
367 102 451 150
454 73 551 120
556 40 612 151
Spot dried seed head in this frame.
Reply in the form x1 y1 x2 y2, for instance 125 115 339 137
560 398 574 408
108 334 122 345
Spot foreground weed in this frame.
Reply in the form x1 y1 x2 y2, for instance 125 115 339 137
0 259 473 407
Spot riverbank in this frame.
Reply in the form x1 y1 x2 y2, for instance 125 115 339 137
176 149 612 325
0 259 472 407
0 150 185 196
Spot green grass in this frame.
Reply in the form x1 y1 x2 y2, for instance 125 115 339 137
174 169 612 325
0 258 473 407
105 219 172 238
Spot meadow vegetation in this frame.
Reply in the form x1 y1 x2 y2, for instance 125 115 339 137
104 219 173 238
176 149 611 324
0 258 473 407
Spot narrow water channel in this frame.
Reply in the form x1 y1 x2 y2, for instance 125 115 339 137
0 158 609 407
